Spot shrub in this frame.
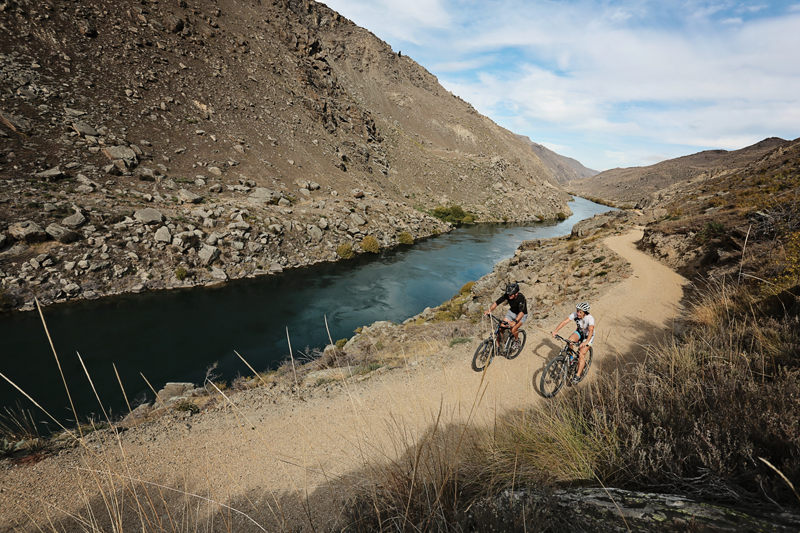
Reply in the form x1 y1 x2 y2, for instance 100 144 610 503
335 338 348 349
696 222 726 243
398 231 414 245
449 337 472 347
173 399 200 414
592 256 606 264
459 281 475 295
360 235 380 253
430 205 476 225
336 243 355 259
557 212 567 221
174 266 189 280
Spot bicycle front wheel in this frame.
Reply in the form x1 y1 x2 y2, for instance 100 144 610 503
575 346 593 383
505 330 526 360
540 356 567 397
472 339 494 372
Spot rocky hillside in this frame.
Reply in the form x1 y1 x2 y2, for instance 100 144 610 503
571 137 790 207
517 135 598 184
0 0 573 313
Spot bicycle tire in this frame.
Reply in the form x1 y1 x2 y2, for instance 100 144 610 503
505 329 526 360
471 339 494 372
574 346 593 383
540 355 567 397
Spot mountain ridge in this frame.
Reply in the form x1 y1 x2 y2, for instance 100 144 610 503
516 135 599 184
571 136 792 206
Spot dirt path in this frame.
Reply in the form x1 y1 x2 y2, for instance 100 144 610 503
0 229 688 532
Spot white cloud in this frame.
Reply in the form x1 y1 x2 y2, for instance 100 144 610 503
319 0 800 169
321 0 451 44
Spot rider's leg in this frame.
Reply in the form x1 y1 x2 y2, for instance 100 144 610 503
510 314 528 341
576 344 588 376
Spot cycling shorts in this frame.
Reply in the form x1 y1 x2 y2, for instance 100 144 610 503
574 330 594 345
505 311 528 325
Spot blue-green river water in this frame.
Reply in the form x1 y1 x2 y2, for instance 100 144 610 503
0 197 613 427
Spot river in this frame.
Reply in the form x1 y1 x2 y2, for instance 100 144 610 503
0 197 613 428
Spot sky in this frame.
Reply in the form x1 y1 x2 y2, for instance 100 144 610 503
320 0 800 171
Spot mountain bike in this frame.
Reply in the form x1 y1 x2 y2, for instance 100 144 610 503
472 314 526 372
539 334 593 397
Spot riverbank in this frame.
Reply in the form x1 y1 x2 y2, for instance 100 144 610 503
0 190 461 314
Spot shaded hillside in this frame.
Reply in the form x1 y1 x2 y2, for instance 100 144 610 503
572 137 789 207
517 135 598 184
0 0 570 312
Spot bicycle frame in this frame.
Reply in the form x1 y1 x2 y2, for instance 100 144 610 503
554 334 580 374
490 314 513 354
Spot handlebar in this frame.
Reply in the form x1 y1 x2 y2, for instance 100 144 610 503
485 314 511 326
553 334 577 346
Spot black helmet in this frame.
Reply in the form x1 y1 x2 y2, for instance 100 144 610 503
506 282 520 296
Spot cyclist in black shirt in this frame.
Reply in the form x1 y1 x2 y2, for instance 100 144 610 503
484 282 528 349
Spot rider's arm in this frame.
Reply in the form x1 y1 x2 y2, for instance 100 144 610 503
485 301 498 315
552 317 570 336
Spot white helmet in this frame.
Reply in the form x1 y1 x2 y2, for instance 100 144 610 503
576 302 591 312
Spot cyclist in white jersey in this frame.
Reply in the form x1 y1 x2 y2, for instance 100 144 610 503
551 302 594 384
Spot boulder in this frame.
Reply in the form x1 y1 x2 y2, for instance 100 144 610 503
134 208 164 225
198 244 220 266
45 224 80 244
154 226 172 243
164 15 184 33
308 224 323 242
72 121 98 137
350 213 367 226
178 188 202 204
9 221 47 243
62 212 87 228
571 215 613 238
248 187 280 205
101 145 138 169
34 167 64 180
156 382 195 401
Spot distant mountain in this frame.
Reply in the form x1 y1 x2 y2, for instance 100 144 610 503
517 136 599 184
571 138 790 207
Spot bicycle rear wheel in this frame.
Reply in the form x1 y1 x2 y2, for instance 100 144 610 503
505 330 526 360
540 356 567 397
472 339 494 372
575 346 593 382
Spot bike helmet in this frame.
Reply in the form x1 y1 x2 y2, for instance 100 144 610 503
506 282 520 296
576 302 591 312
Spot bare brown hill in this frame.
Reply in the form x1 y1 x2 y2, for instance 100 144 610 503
571 137 790 207
0 0 573 312
517 135 599 184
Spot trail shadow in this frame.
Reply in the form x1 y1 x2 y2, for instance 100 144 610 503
593 314 684 377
